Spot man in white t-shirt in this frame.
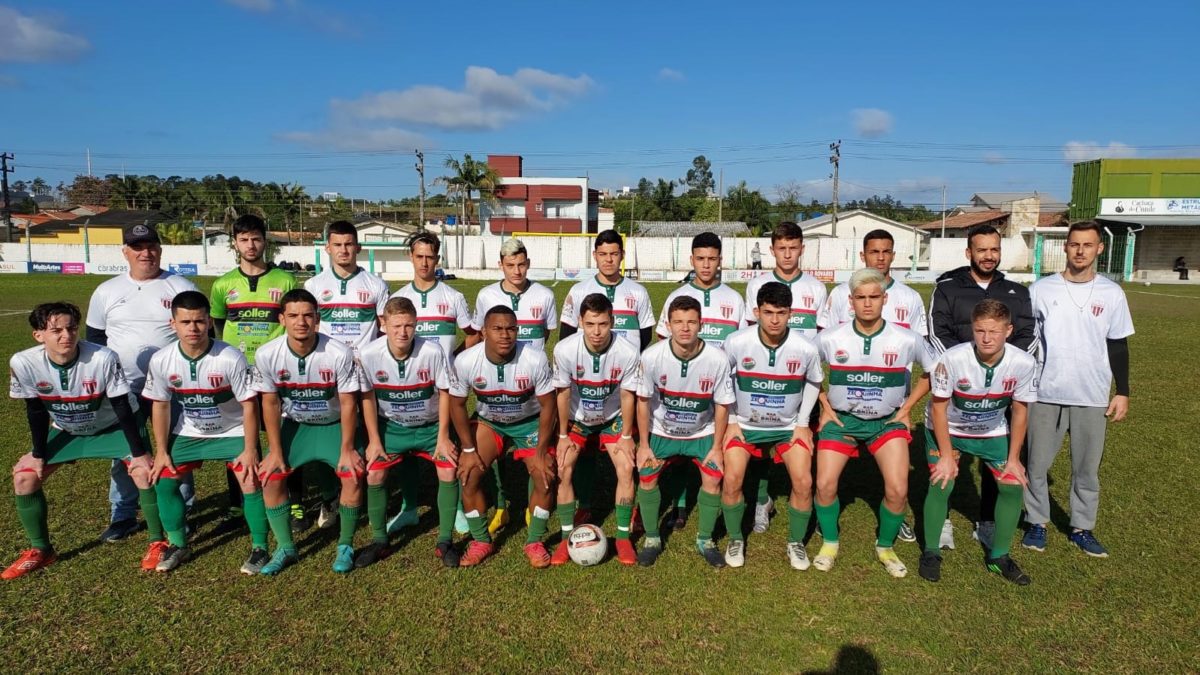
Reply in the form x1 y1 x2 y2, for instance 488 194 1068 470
818 229 927 335
1022 222 1134 559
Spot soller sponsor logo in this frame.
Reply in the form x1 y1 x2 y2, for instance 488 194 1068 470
834 349 849 364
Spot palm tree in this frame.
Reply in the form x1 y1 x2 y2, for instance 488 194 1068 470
157 221 199 245
438 154 502 228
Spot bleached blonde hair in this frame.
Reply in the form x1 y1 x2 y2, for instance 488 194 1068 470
848 267 886 294
499 238 527 259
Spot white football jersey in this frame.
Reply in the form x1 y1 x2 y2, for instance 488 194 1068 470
637 340 735 440
723 326 823 431
744 271 828 339
927 342 1037 438
359 336 453 427
144 340 255 438
1030 274 1134 407
561 275 655 348
551 333 642 427
85 271 198 391
450 342 554 425
252 334 360 425
9 342 134 436
471 281 559 352
305 267 390 352
817 321 934 420
656 282 748 347
391 280 472 363
818 277 928 336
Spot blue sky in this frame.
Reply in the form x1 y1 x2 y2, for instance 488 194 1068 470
2 0 1199 208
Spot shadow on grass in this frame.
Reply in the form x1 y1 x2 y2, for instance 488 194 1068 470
802 644 881 675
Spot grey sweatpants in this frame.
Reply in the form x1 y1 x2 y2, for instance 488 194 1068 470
1024 402 1108 530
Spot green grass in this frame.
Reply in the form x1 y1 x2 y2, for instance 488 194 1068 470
0 274 1196 673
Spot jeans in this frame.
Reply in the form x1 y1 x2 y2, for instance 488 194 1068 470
109 459 194 523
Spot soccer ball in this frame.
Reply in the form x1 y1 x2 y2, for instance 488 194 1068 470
567 524 608 566
1144 281 1151 287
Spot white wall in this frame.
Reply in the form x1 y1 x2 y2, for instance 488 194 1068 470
928 236 1031 272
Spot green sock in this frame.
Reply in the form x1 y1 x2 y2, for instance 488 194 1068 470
815 497 840 543
614 502 634 540
15 491 50 550
436 480 459 544
399 461 421 514
242 491 269 550
556 499 577 536
266 503 296 551
465 510 490 544
877 503 906 547
491 460 507 510
697 490 721 542
575 452 596 511
923 479 955 553
526 506 549 544
338 504 359 547
155 476 187 547
788 506 812 544
367 484 388 543
722 498 746 542
991 481 1023 559
637 486 662 539
138 488 164 543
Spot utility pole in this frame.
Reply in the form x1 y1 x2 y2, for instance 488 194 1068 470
829 140 841 237
717 168 724 223
86 148 92 177
415 149 426 231
940 185 947 238
1 152 12 243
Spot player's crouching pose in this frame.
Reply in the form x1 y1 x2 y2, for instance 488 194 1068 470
920 300 1036 585
636 296 736 568
813 269 932 578
356 297 462 568
253 290 365 575
721 282 824 569
5 303 162 579
450 306 558 568
551 293 641 566
144 291 270 574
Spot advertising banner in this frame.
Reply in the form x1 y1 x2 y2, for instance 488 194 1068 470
170 263 199 276
30 262 62 274
62 262 85 275
0 261 28 274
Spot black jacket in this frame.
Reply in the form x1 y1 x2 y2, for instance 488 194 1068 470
928 266 1036 354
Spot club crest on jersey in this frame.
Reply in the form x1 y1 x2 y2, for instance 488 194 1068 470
1091 303 1105 317
720 304 733 319
625 295 636 310
610 366 623 380
160 297 172 310
741 357 756 370
576 364 585 378
894 307 909 322
473 376 488 390
82 378 97 395
564 296 574 313
803 295 814 309
374 370 388 383
437 302 449 315
1003 376 1018 393
786 359 802 374
417 368 430 382
35 381 53 394
225 288 239 302
320 289 334 302
320 368 334 383
883 350 899 367
530 306 543 320
956 377 972 392
699 376 714 393
659 374 668 387
168 374 183 388
834 349 849 364
270 288 283 303
208 373 225 388
357 289 370 303
516 376 530 390
277 369 291 382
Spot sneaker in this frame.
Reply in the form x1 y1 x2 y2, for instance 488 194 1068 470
752 500 774 534
550 540 572 566
696 539 726 569
211 510 247 537
317 501 339 530
524 542 551 569
724 540 746 568
940 519 955 550
666 506 687 531
812 542 839 572
897 521 917 543
637 537 663 567
259 548 298 576
435 541 460 568
386 509 419 536
573 508 593 527
332 544 355 574
155 545 191 573
615 538 637 566
918 550 942 582
454 507 469 535
141 541 170 571
459 540 495 567
973 521 996 552
1022 524 1047 552
487 508 509 537
876 546 908 578
354 541 391 569
290 504 312 534
2 548 56 580
101 518 140 543
987 554 1032 585
1068 529 1109 558
239 547 270 575
778 542 806 570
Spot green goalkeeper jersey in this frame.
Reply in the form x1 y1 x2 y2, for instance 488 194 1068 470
209 265 297 364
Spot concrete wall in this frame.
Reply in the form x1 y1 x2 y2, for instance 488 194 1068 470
928 236 1031 272
1134 226 1200 271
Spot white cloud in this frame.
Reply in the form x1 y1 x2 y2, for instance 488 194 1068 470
1062 140 1137 162
277 126 431 152
851 108 893 138
658 67 685 81
0 6 90 63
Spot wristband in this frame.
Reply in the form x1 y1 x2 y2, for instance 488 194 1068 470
620 434 633 440
558 434 570 440
461 446 477 454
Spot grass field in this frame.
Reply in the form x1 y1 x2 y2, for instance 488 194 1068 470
0 274 1196 673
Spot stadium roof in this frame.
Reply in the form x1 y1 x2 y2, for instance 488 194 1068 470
635 221 749 237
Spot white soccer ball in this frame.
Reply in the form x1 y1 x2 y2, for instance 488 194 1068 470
567 524 608 566
1143 281 1151 286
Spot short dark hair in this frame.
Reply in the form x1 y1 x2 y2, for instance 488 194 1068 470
594 229 623 251
280 288 318 312
383 296 417 318
770 221 804 244
756 281 792 310
326 220 358 242
29 302 80 331
691 232 722 253
972 299 1011 324
484 305 517 324
668 295 702 320
232 214 267 237
862 229 894 249
966 224 1000 247
408 231 441 256
171 291 210 316
579 293 613 319
1068 221 1104 239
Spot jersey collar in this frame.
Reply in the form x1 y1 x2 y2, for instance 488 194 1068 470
584 334 615 357
772 270 802 285
332 266 361 282
974 346 1006 386
852 319 886 339
669 339 705 364
46 347 81 390
286 335 321 360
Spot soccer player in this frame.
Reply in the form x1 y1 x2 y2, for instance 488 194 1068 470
305 220 389 354
86 224 196 543
450 306 557 568
1023 221 1133 558
813 268 933 578
636 295 736 568
253 290 365 575
4 303 163 579
357 297 462 568
550 293 641 565
742 221 828 535
721 282 823 569
143 291 269 574
919 299 1037 585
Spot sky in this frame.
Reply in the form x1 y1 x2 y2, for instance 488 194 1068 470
2 0 1199 209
